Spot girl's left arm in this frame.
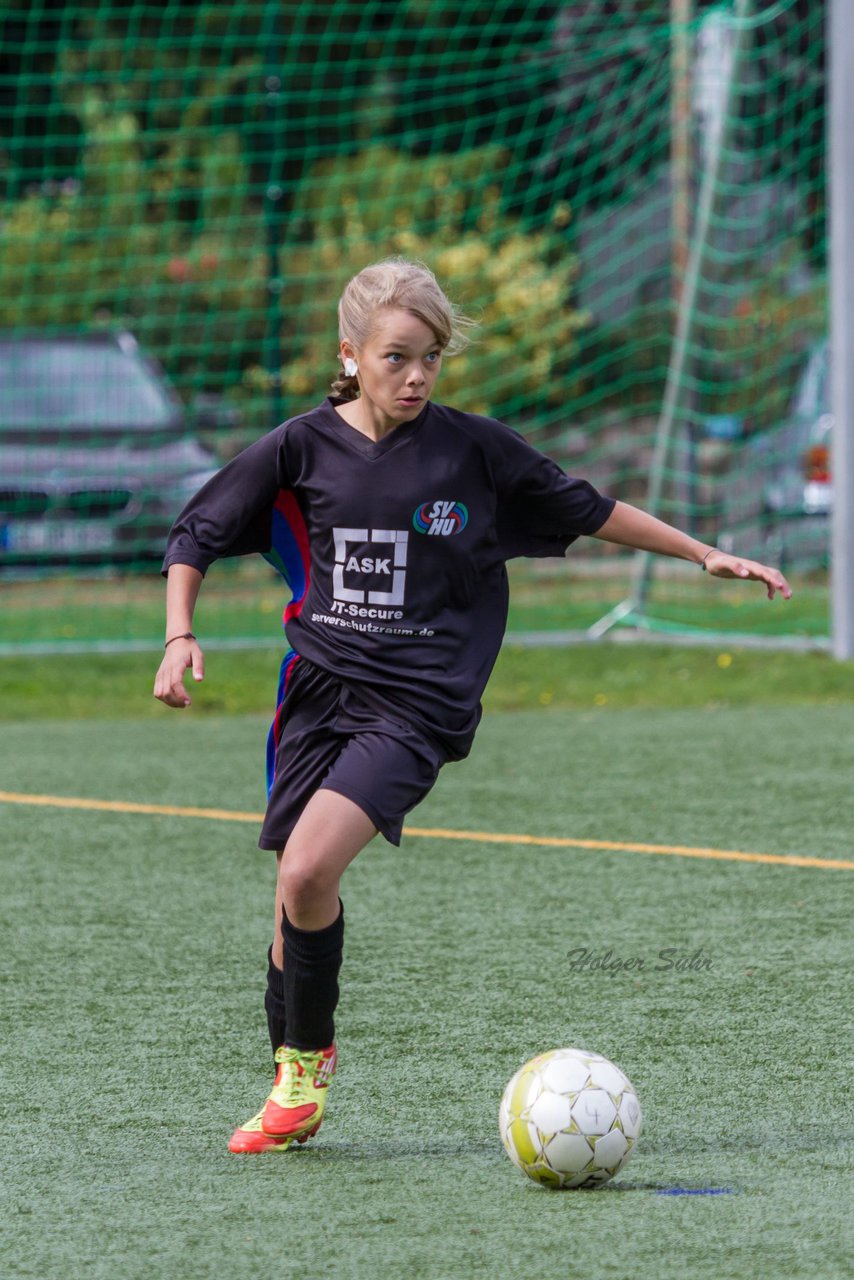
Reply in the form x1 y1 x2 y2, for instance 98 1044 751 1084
592 500 792 601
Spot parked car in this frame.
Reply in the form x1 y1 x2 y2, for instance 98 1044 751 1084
718 340 831 571
0 331 225 565
762 340 832 521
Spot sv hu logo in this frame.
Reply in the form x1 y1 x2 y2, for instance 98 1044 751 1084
413 500 469 537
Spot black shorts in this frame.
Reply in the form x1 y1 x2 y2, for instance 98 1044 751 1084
259 653 446 851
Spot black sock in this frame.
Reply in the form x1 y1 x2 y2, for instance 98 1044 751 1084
264 945 287 1059
281 902 344 1050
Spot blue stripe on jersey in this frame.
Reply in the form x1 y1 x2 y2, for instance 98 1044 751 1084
261 495 309 622
266 648 300 798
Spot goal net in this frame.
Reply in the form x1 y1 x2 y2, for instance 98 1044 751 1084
0 0 827 651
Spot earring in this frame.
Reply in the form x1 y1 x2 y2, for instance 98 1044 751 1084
343 357 358 377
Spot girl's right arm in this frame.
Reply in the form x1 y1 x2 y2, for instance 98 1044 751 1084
153 426 290 708
153 564 205 708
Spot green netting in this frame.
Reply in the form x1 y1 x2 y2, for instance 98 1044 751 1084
0 0 828 651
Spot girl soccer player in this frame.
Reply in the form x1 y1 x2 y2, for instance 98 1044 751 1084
154 258 791 1153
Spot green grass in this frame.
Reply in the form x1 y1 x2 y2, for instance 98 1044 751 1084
0 559 831 647
2 704 854 1279
1 642 853 723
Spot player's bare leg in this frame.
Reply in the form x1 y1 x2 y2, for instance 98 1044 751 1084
271 789 377 962
279 787 377 929
230 791 376 1152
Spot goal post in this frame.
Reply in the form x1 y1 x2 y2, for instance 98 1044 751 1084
829 0 854 660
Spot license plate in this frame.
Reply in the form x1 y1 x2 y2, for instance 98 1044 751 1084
1 520 118 553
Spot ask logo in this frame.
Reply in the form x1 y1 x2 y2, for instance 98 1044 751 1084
332 527 409 606
412 500 469 536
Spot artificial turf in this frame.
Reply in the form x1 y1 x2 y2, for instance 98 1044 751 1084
2 704 853 1279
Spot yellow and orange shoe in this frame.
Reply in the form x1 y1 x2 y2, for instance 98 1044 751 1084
228 1108 293 1154
261 1043 337 1142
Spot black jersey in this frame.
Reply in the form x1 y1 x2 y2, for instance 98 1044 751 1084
163 398 615 758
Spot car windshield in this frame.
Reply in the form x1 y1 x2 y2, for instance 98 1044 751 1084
0 340 177 428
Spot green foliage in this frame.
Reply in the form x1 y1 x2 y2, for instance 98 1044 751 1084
0 57 267 393
570 245 828 436
1 127 587 431
695 250 828 433
262 146 587 420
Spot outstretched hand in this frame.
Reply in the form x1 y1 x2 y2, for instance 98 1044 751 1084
703 549 792 601
153 638 205 708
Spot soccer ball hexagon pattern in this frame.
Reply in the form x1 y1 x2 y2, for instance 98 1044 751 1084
499 1047 643 1189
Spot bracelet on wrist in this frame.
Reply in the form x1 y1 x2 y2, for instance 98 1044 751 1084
700 549 714 572
164 632 196 649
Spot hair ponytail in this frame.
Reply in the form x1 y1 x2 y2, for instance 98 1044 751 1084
330 368 361 401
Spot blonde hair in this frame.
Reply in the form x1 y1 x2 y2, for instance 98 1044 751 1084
332 257 473 400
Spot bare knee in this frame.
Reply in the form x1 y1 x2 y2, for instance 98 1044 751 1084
279 844 336 920
276 792 375 931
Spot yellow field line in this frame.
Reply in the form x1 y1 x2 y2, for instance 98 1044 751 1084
0 791 263 824
1 789 851 872
405 827 854 871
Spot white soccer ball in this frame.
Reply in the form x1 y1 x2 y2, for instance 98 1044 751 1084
499 1047 643 1189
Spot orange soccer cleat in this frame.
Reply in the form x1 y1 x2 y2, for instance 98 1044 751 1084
261 1043 337 1142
